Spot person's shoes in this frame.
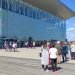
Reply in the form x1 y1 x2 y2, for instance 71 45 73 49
58 62 61 64
46 69 49 72
55 68 57 71
52 70 55 72
52 69 57 72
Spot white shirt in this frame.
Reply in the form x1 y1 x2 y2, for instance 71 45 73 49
70 45 75 52
33 42 35 46
49 47 57 59
25 42 28 45
12 43 17 48
41 48 49 65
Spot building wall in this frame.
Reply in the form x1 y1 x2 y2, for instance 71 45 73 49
0 7 2 36
0 0 66 41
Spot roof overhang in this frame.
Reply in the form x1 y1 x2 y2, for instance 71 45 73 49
22 0 75 19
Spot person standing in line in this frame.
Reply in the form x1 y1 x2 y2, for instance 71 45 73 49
61 43 68 63
4 41 8 52
9 41 12 52
49 44 58 72
41 42 49 72
47 41 52 65
67 42 71 59
70 42 75 60
47 41 50 49
55 41 62 64
65 42 69 59
12 42 17 52
25 41 28 48
33 41 35 49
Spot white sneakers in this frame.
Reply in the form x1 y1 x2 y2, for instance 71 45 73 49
46 69 49 72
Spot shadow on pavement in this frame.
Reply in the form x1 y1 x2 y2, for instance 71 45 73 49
48 67 62 71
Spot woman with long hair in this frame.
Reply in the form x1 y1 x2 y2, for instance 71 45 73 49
41 42 49 72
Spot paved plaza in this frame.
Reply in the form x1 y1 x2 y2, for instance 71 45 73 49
0 57 75 75
0 47 41 60
0 48 75 75
0 47 75 64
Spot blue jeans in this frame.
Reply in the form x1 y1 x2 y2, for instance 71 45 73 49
62 53 67 62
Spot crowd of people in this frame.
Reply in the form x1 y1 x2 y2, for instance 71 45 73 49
40 40 75 72
3 40 38 51
4 41 17 52
3 39 75 72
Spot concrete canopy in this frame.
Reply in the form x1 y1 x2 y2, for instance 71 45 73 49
22 0 75 19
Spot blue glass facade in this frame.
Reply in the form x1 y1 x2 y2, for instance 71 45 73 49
0 0 66 41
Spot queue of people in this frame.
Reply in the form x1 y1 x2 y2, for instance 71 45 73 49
3 39 75 72
40 40 75 72
4 41 17 52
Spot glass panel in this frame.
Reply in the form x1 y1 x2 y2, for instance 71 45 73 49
2 0 5 9
8 0 13 11
0 0 2 8
28 7 33 17
14 1 19 13
24 6 27 16
19 3 24 15
33 10 36 18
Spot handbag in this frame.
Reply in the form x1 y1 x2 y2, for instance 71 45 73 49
39 53 42 57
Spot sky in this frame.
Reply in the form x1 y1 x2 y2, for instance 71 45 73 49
60 0 75 41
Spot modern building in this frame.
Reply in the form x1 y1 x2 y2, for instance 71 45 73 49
0 0 75 41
